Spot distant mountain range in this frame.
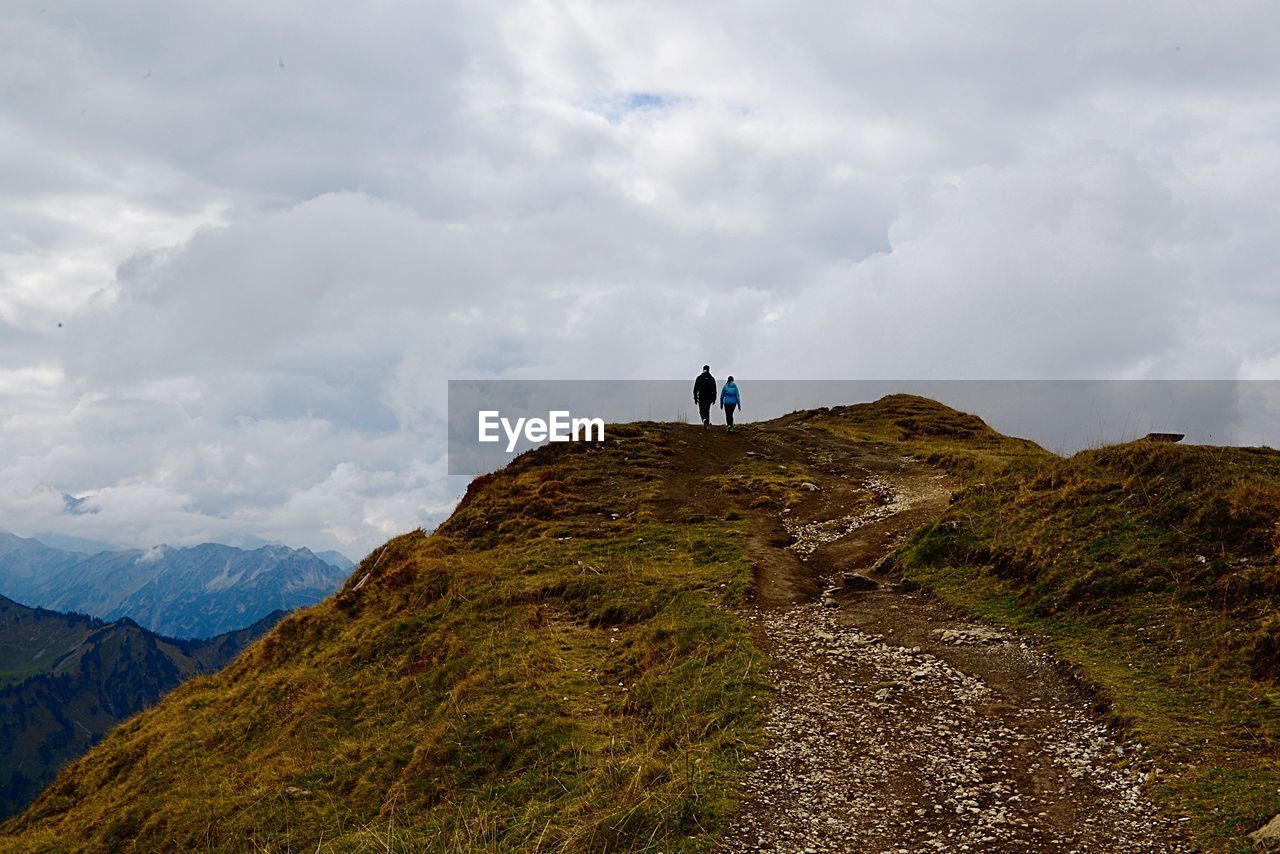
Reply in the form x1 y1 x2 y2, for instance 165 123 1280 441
0 594 282 817
0 532 354 639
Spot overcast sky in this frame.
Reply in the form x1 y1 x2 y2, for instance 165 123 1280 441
2 2 1279 557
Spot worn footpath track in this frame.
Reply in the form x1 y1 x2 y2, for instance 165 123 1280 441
652 419 1188 853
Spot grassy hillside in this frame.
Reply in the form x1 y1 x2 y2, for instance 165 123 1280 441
1 424 767 851
794 393 1053 477
0 600 283 819
0 598 98 687
892 437 1280 847
4 394 1277 850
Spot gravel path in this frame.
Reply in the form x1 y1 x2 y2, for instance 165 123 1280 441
715 433 1187 852
654 424 1186 852
723 602 1181 852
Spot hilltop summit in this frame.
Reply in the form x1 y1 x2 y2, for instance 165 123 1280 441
2 396 1276 850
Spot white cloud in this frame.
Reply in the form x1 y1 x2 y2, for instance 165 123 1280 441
1 1 1279 555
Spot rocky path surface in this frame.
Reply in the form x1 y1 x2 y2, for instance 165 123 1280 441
725 601 1175 852
655 421 1187 852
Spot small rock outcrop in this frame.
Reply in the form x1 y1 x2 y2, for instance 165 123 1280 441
1142 432 1185 443
1251 814 1280 850
842 572 879 591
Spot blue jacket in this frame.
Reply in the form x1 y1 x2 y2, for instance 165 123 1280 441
720 381 740 406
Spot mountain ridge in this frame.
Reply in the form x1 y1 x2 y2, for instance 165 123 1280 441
0 536 351 639
0 594 283 818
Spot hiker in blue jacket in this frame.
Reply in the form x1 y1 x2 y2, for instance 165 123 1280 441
720 376 741 432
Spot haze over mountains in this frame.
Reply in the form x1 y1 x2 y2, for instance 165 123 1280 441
0 532 353 639
0 595 282 818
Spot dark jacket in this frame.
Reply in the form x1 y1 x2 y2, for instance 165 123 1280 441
693 371 717 405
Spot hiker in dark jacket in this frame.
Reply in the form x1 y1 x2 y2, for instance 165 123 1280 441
693 365 717 428
720 376 741 432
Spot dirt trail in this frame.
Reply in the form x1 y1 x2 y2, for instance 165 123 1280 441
652 420 1187 853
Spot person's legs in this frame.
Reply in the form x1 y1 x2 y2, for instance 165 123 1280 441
698 400 712 427
725 403 736 431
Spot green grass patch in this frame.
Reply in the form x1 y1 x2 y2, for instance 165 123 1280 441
709 457 875 514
